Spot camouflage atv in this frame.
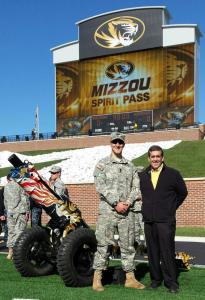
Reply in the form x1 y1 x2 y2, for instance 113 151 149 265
8 154 97 287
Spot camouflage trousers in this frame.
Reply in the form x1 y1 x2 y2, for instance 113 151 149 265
93 210 135 272
7 212 27 248
134 211 146 245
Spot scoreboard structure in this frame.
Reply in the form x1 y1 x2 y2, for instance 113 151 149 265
92 110 153 133
51 6 201 136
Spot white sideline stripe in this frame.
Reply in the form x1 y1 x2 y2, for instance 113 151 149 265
175 236 205 243
12 298 39 300
192 264 205 269
140 235 205 243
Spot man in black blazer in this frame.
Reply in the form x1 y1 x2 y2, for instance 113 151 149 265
139 145 188 293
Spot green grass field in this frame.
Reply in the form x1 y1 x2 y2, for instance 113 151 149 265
18 148 79 156
0 254 204 300
176 227 205 237
133 140 205 177
89 226 205 237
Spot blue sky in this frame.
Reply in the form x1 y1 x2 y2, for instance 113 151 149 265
0 0 204 136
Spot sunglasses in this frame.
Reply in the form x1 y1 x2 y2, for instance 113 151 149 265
111 139 124 145
50 172 59 174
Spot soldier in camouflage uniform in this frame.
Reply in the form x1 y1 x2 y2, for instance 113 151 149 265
4 174 30 259
133 199 147 258
92 132 145 292
133 200 144 245
49 165 69 203
29 166 68 227
133 166 146 251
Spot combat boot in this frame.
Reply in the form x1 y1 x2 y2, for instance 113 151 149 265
92 270 104 292
125 271 145 289
7 248 13 260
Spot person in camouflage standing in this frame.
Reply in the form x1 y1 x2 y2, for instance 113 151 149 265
92 132 145 292
49 166 69 203
133 166 146 252
133 199 145 248
4 173 30 259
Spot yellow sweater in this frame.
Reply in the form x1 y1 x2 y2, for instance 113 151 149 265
151 163 163 189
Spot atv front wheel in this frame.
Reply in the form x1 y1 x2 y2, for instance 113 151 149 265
57 228 97 287
13 226 55 276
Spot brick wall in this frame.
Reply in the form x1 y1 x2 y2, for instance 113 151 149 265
176 179 205 227
41 179 205 227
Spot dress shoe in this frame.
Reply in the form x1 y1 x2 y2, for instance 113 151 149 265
168 287 179 293
147 282 161 289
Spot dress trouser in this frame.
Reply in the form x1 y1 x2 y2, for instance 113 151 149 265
31 206 42 226
144 221 178 289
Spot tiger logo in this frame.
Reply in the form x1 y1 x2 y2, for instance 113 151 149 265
94 16 145 49
105 61 135 80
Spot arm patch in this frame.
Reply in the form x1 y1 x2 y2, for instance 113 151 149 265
96 163 104 171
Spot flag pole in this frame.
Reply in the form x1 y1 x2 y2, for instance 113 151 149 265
35 105 39 139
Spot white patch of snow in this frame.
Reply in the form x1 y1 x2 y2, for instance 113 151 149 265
0 140 181 185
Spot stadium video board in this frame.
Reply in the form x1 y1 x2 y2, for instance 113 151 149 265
56 43 195 136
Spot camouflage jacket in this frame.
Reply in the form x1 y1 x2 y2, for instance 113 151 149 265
94 155 141 213
49 178 68 200
4 180 30 214
133 199 142 212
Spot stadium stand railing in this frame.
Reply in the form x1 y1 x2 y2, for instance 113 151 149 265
0 123 200 143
